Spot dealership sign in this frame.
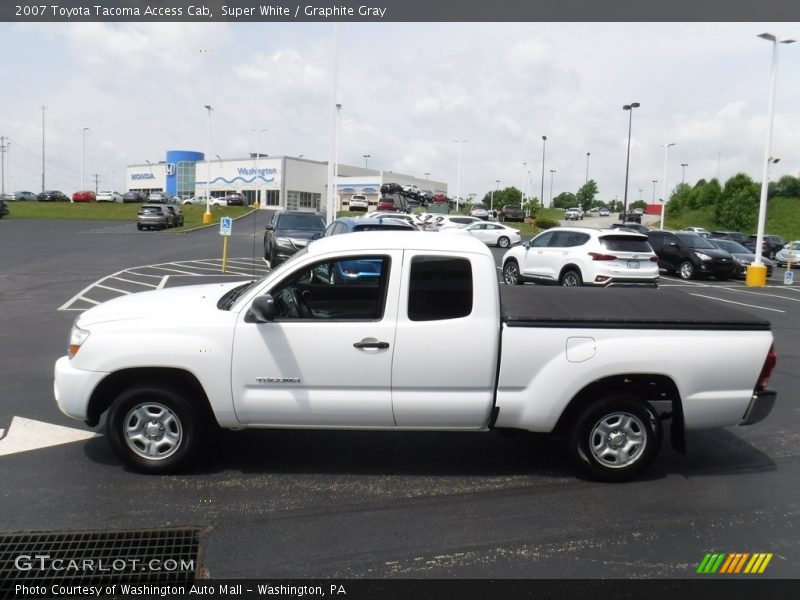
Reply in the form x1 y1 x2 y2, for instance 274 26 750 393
131 173 156 180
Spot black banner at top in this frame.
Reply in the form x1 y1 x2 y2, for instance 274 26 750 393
2 0 800 22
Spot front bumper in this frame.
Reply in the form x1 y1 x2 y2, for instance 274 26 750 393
54 356 109 423
740 389 777 426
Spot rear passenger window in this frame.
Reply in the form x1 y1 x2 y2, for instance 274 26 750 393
408 257 473 321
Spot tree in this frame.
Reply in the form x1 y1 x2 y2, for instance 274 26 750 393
551 191 577 209
575 180 599 212
775 175 800 198
716 173 759 231
480 186 522 210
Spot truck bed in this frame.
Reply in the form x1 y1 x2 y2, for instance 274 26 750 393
500 286 771 331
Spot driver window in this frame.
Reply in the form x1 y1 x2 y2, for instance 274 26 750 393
268 256 390 321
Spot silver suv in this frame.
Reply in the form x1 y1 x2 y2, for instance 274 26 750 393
501 226 659 287
137 204 174 231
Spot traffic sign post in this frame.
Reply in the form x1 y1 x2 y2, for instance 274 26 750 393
219 217 233 273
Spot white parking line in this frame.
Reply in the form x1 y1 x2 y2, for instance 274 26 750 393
157 276 170 290
715 286 800 303
108 276 159 288
95 284 131 295
144 265 199 275
688 293 785 313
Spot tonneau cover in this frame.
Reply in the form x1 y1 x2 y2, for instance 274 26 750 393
500 286 771 331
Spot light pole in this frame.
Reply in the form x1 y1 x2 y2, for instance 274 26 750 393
680 162 688 184
453 139 468 211
41 106 47 193
540 135 547 208
425 172 430 180
651 179 658 204
520 162 526 208
252 128 266 206
749 33 794 284
622 102 640 221
549 169 556 206
585 152 591 184
660 142 676 230
81 127 89 191
334 104 342 212
491 179 500 212
363 154 370 169
203 105 213 224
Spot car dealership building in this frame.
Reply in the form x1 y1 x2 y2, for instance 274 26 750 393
126 151 446 212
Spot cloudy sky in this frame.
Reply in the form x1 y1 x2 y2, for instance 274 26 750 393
2 21 800 202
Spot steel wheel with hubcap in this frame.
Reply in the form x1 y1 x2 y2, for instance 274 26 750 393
570 396 662 482
503 261 522 285
107 385 205 474
679 260 695 280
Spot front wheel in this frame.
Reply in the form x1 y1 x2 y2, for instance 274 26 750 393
570 396 662 482
560 269 582 287
106 385 205 474
503 261 522 285
679 260 695 280
497 236 511 248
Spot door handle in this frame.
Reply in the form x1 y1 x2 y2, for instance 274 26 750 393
353 339 390 349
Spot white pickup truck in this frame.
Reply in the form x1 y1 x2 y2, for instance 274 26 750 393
54 232 778 481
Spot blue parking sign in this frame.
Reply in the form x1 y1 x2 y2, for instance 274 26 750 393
220 217 233 236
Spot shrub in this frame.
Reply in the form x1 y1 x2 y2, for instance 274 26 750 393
535 217 559 230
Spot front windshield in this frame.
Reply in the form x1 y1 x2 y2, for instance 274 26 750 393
219 247 310 311
713 240 748 254
676 232 716 249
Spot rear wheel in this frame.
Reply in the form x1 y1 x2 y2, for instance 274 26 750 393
106 385 206 474
560 269 583 287
570 396 662 482
497 236 511 248
503 260 522 285
679 260 695 280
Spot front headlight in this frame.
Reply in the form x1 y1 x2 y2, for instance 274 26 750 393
738 258 751 266
275 237 291 246
694 251 712 261
68 323 90 359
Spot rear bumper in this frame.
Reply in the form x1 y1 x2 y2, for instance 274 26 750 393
740 389 777 426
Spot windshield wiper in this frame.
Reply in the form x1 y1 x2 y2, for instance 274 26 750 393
218 282 255 310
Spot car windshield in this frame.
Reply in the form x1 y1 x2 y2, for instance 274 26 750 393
676 232 716 249
713 240 749 253
277 215 326 230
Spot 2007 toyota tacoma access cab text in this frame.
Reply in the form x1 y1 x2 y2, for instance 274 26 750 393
54 232 778 481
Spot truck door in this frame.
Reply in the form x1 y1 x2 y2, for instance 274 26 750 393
231 252 401 427
390 252 499 428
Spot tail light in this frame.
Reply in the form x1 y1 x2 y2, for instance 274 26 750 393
589 252 617 261
756 344 777 390
650 256 658 262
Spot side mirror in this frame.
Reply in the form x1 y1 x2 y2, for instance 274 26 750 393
523 240 532 249
265 224 274 230
311 232 323 240
246 294 276 323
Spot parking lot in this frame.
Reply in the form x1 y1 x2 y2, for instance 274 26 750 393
1 212 799 582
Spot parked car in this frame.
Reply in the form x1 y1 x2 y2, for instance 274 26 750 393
402 184 420 195
709 239 774 278
165 205 184 227
469 204 490 220
565 207 584 220
502 227 658 287
96 190 123 203
610 222 650 235
775 241 800 268
445 221 521 248
682 226 710 235
182 195 211 206
361 212 423 229
147 192 171 204
432 194 449 204
72 190 97 202
0 197 8 218
500 205 525 223
598 208 610 217
323 216 415 237
136 204 174 230
37 190 69 202
376 194 407 212
744 234 786 260
263 211 327 266
349 194 369 211
221 192 246 206
709 230 747 244
435 215 482 231
13 191 38 202
646 230 735 280
122 191 146 203
380 183 404 195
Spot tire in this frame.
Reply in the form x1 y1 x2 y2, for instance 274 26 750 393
569 396 662 482
106 385 205 474
137 224 143 231
503 260 522 285
769 250 775 260
560 269 583 287
497 236 511 248
269 247 280 268
678 260 695 280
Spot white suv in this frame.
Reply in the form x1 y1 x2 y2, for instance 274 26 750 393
565 207 584 220
501 227 659 287
349 194 368 210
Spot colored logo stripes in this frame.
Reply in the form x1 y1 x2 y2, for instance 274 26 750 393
697 552 773 574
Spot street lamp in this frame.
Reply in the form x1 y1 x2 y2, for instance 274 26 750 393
363 154 370 168
622 102 641 221
520 162 526 208
251 128 267 206
425 172 430 180
748 33 795 284
651 179 658 203
585 152 591 184
540 135 547 208
549 169 556 206
203 105 213 224
681 163 688 184
660 142 676 230
453 139 468 211
81 127 89 191
491 179 500 212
